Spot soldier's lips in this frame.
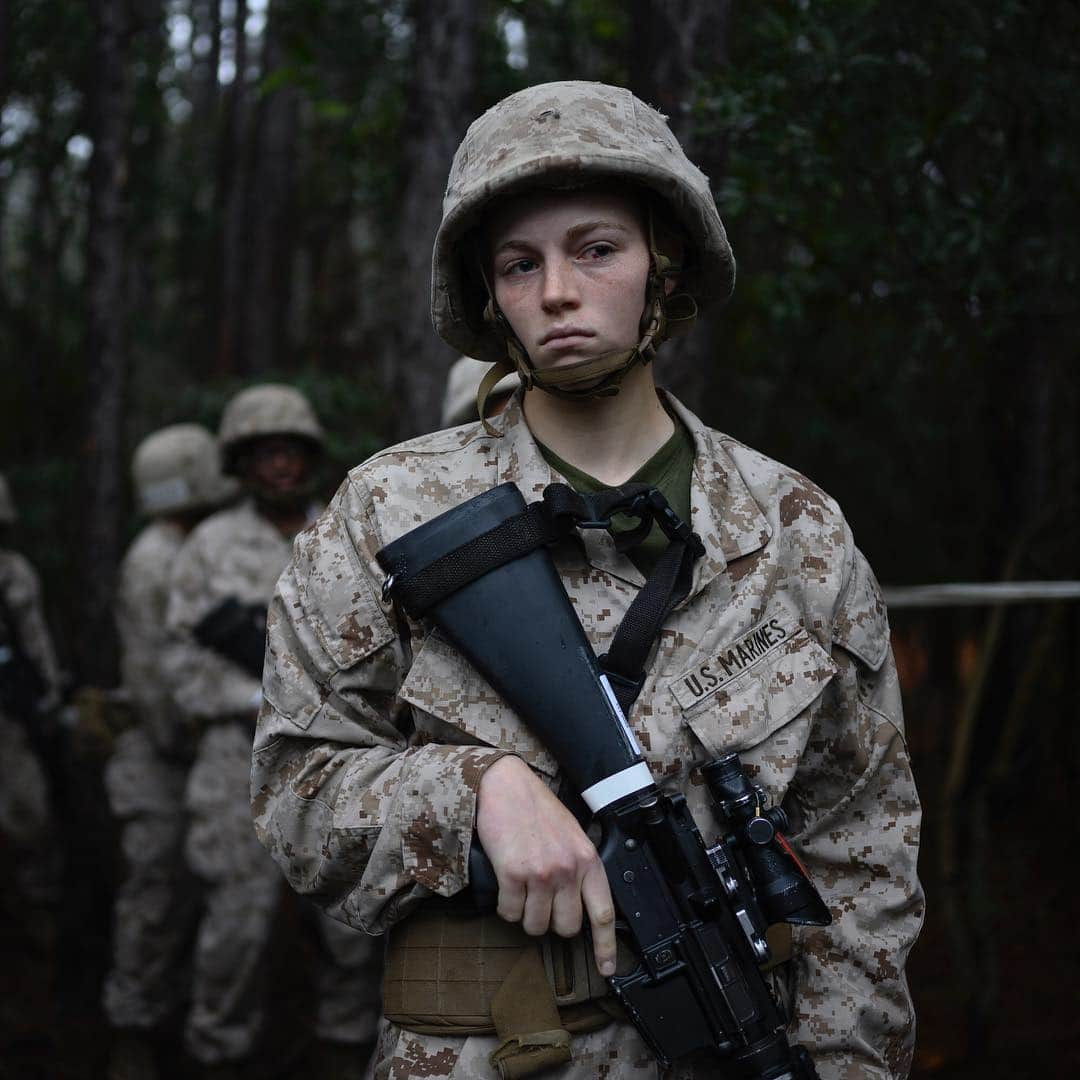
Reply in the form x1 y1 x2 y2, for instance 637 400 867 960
539 327 595 349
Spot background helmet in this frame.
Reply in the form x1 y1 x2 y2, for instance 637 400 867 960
218 383 324 474
441 356 518 427
132 424 238 517
432 80 736 365
0 472 16 525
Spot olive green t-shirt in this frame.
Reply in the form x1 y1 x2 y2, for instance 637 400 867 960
537 416 695 579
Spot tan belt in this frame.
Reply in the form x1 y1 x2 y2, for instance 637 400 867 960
384 905 793 1079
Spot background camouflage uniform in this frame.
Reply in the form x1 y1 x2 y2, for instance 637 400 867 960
252 393 924 1079
102 517 199 1033
0 546 63 903
166 497 381 1066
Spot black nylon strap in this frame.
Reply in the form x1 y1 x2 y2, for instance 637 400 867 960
384 482 703 716
387 484 656 618
388 500 562 617
600 537 697 714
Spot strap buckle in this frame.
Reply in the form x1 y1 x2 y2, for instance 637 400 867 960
642 490 705 557
381 572 399 603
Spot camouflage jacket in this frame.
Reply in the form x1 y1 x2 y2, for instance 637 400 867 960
165 499 306 722
252 393 924 1078
116 519 186 751
0 547 62 710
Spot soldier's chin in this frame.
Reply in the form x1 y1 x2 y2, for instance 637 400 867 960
537 346 594 369
252 484 311 512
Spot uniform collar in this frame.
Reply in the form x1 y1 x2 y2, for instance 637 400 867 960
661 391 772 598
493 391 556 502
494 392 648 586
492 389 771 594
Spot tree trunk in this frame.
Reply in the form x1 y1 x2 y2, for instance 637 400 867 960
243 0 298 373
0 0 9 108
213 0 249 376
630 0 733 419
0 0 8 280
82 0 133 686
382 0 479 439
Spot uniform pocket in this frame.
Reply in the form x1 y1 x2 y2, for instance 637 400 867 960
675 627 837 757
397 630 558 776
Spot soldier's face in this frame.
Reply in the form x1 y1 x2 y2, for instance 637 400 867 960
486 190 651 372
241 436 312 496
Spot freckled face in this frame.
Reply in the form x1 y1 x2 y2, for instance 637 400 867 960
486 190 651 371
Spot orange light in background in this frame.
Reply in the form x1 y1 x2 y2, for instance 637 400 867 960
956 635 980 686
892 626 929 694
914 1050 947 1071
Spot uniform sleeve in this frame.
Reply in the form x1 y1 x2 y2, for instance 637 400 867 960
786 539 924 1080
6 554 63 707
163 531 263 720
116 550 168 716
251 474 511 935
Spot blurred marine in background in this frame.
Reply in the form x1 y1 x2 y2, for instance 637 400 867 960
0 471 65 1050
103 424 238 1080
441 355 517 429
164 384 380 1077
0 467 64 903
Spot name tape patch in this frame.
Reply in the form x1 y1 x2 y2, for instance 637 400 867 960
671 617 795 712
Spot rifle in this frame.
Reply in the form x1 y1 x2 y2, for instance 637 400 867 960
378 483 830 1079
0 586 47 720
192 596 268 680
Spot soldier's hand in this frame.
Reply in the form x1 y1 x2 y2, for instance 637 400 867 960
476 755 616 977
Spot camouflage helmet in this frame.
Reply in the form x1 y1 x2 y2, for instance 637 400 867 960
441 355 518 427
432 80 736 365
218 383 324 473
0 472 16 525
132 424 238 517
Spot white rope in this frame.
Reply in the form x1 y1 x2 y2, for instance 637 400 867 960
883 581 1080 608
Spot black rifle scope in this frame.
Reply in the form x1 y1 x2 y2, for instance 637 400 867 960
702 752 831 927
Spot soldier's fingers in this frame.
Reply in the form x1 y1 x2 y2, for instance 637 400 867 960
550 881 584 939
521 884 554 937
497 879 526 925
581 862 617 977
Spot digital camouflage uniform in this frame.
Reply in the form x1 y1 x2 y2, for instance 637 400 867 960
251 392 924 1080
166 496 381 1065
103 517 199 1032
104 424 238 1041
0 544 63 902
252 82 924 1080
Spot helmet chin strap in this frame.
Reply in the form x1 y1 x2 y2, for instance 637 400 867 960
475 207 697 437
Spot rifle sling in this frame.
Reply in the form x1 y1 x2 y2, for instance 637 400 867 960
386 481 702 714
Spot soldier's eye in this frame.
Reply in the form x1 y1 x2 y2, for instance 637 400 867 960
504 258 538 276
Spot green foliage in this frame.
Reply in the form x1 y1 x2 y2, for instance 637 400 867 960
694 0 1080 582
2 0 1078 635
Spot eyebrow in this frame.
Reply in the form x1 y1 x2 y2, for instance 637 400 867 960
566 219 631 243
492 219 631 257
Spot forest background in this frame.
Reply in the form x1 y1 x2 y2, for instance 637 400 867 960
1 0 1079 1076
